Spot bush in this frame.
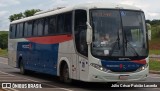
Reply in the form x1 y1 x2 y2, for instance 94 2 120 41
0 31 8 49
151 25 160 39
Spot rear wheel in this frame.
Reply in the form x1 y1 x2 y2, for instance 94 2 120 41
60 63 72 83
20 60 26 75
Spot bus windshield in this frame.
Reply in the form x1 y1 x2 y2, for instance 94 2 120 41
91 9 148 59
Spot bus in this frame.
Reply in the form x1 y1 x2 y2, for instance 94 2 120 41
8 2 149 83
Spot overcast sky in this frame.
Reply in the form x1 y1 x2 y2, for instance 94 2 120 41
0 0 160 31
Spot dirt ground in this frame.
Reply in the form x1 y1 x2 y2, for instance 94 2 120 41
0 89 5 91
149 38 160 50
149 43 160 50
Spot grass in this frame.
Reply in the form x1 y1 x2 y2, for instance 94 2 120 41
0 49 8 58
149 59 160 71
149 50 160 55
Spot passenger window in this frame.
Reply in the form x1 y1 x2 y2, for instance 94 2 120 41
44 18 49 35
33 20 38 36
19 23 24 37
24 22 28 37
64 12 72 33
10 25 16 38
49 16 57 34
57 14 64 33
16 24 20 38
27 21 33 37
37 19 44 36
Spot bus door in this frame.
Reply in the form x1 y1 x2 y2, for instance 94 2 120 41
74 10 89 80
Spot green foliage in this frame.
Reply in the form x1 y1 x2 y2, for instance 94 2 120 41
24 9 41 17
9 9 41 22
149 59 160 71
151 25 160 39
9 13 23 22
146 19 160 39
0 31 8 49
149 50 160 55
146 19 160 26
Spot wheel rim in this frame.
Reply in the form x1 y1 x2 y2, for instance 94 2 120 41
63 64 71 83
20 62 24 74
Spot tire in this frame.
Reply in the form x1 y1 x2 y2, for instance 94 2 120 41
61 63 72 83
20 60 26 75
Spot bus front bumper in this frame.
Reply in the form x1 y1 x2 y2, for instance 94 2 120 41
88 67 149 82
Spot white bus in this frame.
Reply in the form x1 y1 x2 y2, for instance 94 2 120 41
8 2 149 83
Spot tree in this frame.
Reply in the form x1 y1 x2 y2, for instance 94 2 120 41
9 13 23 22
9 9 41 22
24 9 41 17
0 32 8 49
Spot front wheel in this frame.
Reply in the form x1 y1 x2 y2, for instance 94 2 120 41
60 63 72 83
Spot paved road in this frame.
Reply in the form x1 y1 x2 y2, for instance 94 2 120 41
0 57 160 91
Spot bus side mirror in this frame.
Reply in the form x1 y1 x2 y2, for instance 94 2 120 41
86 22 93 44
146 23 151 40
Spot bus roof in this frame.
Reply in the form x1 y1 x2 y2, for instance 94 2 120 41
11 2 142 24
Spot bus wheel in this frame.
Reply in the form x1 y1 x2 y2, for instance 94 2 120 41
20 60 26 75
62 63 72 83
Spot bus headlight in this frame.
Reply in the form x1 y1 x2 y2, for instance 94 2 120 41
136 63 148 72
90 63 109 72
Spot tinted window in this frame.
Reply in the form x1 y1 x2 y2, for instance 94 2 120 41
9 25 13 38
74 10 88 56
64 12 72 33
49 16 57 34
33 20 38 36
44 18 49 35
57 14 64 33
37 19 44 36
28 21 33 37
19 23 24 37
10 25 16 38
16 24 20 38
24 22 28 37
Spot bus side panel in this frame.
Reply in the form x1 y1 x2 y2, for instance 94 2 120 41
17 42 59 75
58 40 80 79
78 56 89 81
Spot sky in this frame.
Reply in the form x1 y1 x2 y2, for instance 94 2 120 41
0 0 160 31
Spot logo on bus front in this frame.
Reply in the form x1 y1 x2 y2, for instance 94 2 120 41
106 64 126 69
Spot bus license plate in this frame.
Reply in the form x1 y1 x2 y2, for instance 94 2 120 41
119 75 129 80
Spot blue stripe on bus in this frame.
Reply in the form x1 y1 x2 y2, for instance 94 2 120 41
17 42 59 75
101 60 145 72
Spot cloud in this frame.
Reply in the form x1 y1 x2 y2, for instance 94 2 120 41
0 3 7 7
148 12 159 17
146 12 160 20
50 0 108 8
0 0 160 31
119 0 135 5
0 0 20 7
0 11 9 18
0 11 9 31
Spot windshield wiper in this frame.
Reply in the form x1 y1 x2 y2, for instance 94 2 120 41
124 32 140 56
110 31 120 56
